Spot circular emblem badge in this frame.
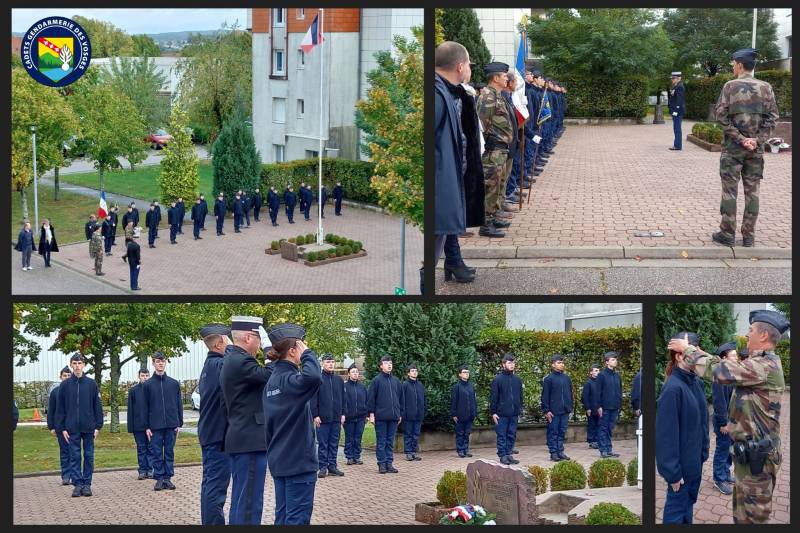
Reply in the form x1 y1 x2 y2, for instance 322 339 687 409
20 16 92 87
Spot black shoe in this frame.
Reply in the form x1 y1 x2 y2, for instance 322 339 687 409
478 225 505 238
608 452 620 457
413 454 422 461
458 452 466 458
508 456 520 464
96 272 105 276
137 473 147 480
460 263 477 275
559 452 571 460
378 464 387 474
164 480 176 490
386 464 398 473
406 454 415 461
154 479 165 491
714 479 734 495
512 448 519 454
465 452 473 458
81 486 92 496
194 237 198 240
589 442 599 449
170 241 177 244
499 456 511 465
146 472 154 479
72 486 82 497
668 147 681 151
444 264 475 283
328 467 344 476
346 458 354 465
62 478 71 486
712 232 735 246
318 469 328 478
742 236 754 247
219 232 225 235
550 454 562 462
356 459 363 465
492 219 511 228
149 244 155 248
289 220 295 224
132 287 142 291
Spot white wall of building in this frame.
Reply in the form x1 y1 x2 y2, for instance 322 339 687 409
474 8 530 67
506 303 642 332
91 56 184 100
773 8 792 59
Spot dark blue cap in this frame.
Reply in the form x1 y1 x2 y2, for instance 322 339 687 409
459 365 470 372
69 354 84 362
152 352 166 360
590 364 601 370
671 331 699 346
321 353 335 361
502 353 515 362
749 310 789 334
531 69 542 77
715 342 737 356
60 366 72 374
200 323 231 338
267 323 306 343
551 354 564 363
348 363 358 371
732 47 757 62
406 362 418 372
485 62 509 75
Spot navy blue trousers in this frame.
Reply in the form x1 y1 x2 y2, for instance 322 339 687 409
343 418 366 459
335 198 342 215
506 148 521 197
712 421 733 482
216 216 224 235
170 224 178 243
200 442 230 525
273 471 316 525
546 413 569 455
193 220 201 239
148 226 157 246
229 452 267 525
254 206 261 221
270 207 278 224
57 431 71 480
374 420 398 466
524 134 536 175
104 235 112 254
495 416 518 457
455 419 473 454
316 422 341 470
129 263 140 290
67 432 95 487
403 420 422 455
303 205 311 220
234 214 241 232
598 408 620 454
663 476 701 524
150 428 176 480
586 413 599 444
672 115 683 149
286 206 295 222
244 211 250 226
133 431 153 474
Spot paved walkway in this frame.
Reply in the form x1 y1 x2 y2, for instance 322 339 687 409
43 146 210 177
13 438 637 525
655 391 790 524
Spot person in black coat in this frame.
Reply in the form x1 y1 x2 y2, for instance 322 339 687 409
13 400 19 431
263 323 322 525
15 221 35 270
242 192 252 227
541 354 574 462
298 182 307 213
232 194 244 233
167 201 180 244
127 368 153 480
401 363 426 461
198 194 208 230
122 206 136 235
84 214 97 241
332 182 344 216
101 215 114 255
367 355 404 474
668 71 686 150
121 237 142 290
130 202 140 227
596 351 623 458
253 187 263 222
284 186 297 224
267 186 280 226
153 200 162 230
55 354 103 497
48 366 73 485
219 316 273 525
191 198 204 240
143 352 183 491
37 219 59 267
303 185 313 221
312 353 345 478
711 342 737 494
145 204 158 248
320 185 328 219
656 332 709 524
214 193 226 236
109 205 119 246
343 364 368 465
175 197 185 234
490 354 524 465
197 324 233 525
581 364 601 449
450 365 477 458
631 369 642 417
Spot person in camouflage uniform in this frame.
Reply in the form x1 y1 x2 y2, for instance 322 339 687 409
668 309 788 524
476 62 515 238
89 225 104 276
712 47 780 248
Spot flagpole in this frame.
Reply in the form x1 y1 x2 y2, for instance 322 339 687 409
317 8 324 245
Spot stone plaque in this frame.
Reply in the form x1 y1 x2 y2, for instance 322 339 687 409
280 241 298 262
467 459 538 525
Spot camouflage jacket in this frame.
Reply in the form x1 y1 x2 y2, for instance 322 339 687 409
683 346 784 447
714 73 779 152
477 86 515 150
89 233 102 258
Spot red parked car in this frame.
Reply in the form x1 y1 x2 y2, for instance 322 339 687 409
145 128 173 149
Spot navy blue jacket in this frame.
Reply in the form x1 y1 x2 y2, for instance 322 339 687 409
191 203 203 222
198 351 226 446
167 206 180 227
541 370 574 415
214 199 226 218
126 382 149 433
267 190 280 210
55 374 103 434
581 377 600 412
13 401 19 431
631 370 642 413
199 199 208 218
311 370 345 423
122 211 136 231
142 372 183 431
101 219 113 238
321 187 328 206
401 378 426 422
712 382 733 426
263 350 322 478
219 345 273 454
154 205 162 224
233 198 244 216
176 201 185 221
47 384 62 430
656 366 709 484
450 379 477 422
145 209 158 229
15 229 34 251
343 379 368 421
284 190 297 208
333 185 343 200
490 371 524 418
253 192 263 208
367 371 404 421
668 82 686 117
130 207 140 227
84 221 95 240
596 367 623 410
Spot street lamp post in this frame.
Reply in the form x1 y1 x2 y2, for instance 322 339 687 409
31 124 39 230
637 414 643 489
752 8 758 49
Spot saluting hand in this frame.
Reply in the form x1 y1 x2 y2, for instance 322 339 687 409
667 334 690 354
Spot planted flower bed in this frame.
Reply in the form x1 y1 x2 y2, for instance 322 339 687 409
265 233 366 266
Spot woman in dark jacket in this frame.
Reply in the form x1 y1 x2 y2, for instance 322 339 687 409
15 221 35 270
38 218 59 267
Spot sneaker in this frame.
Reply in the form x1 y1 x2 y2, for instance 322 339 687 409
478 225 505 238
550 454 562 462
458 452 466 458
714 480 733 495
607 452 620 457
406 454 415 461
154 479 165 491
346 458 354 465
72 485 83 497
355 458 363 465
492 218 511 228
385 464 398 473
499 456 512 465
81 486 92 497
508 456 520 464
465 452 473 458
318 469 328 478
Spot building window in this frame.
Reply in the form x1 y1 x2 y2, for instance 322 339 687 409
274 144 285 162
273 98 286 124
297 99 305 118
297 8 305 20
273 50 285 76
273 8 285 27
306 150 319 159
297 49 305 69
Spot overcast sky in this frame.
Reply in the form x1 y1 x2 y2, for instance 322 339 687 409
12 8 248 34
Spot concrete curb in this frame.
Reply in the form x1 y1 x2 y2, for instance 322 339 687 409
459 245 791 261
14 463 203 479
48 255 133 294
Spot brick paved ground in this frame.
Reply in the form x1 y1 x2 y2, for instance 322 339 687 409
460 122 791 250
655 391 790 524
14 438 636 525
12 208 423 295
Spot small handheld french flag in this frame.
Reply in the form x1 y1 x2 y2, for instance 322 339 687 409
300 14 324 54
98 190 108 219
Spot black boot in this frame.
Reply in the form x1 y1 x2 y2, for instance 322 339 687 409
444 264 475 283
712 231 735 246
479 224 505 238
742 236 755 247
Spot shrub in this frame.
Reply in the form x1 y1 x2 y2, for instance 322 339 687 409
260 158 377 205
686 70 792 121
347 239 356 247
549 460 586 491
306 251 317 262
353 241 363 252
325 233 334 243
270 240 279 250
328 249 338 259
436 470 468 508
342 245 352 255
588 458 626 488
212 106 261 207
690 122 723 145
559 75 648 118
335 247 344 257
288 237 296 244
296 236 306 245
527 465 550 495
626 458 638 487
585 503 640 525
306 233 315 243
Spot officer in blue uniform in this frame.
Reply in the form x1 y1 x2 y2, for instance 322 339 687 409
312 353 345 478
450 365 477 458
214 193 226 236
284 186 297 224
268 186 281 227
367 355 404 474
253 187 263 221
153 200 162 238
127 367 153 480
243 191 252 227
198 194 208 231
303 185 313 221
298 182 307 213
197 323 233 525
581 364 601 449
401 363 426 461
191 198 204 240
490 353 523 465
48 366 73 485
176 197 185 234
263 323 322 525
343 363 368 465
541 354 574 462
232 193 244 233
668 72 686 151
711 341 737 495
596 351 623 458
320 185 328 218
656 332 709 524
145 203 158 248
333 182 344 216
101 215 113 255
55 354 103 497
109 205 119 246
143 352 183 491
219 316 273 525
167 201 179 244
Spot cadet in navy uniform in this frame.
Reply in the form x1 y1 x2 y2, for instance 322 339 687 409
333 181 344 216
367 355 404 474
101 215 114 256
167 200 180 244
668 72 686 150
143 352 183 491
176 197 185 234
541 354 574 462
263 323 322 525
451 365 477 458
242 191 252 227
191 198 204 240
490 354 523 465
84 214 97 241
232 193 244 232
303 185 314 221
197 324 233 525
312 353 345 478
581 364 601 449
596 351 623 458
284 186 297 224
198 194 208 231
711 342 737 495
122 205 136 235
214 193 226 236
127 367 154 480
122 237 142 290
55 354 103 497
153 200 162 238
656 332 709 524
145 203 158 248
298 181 307 213
401 363 426 461
13 400 19 431
268 186 281 227
48 366 73 485
109 205 119 246
343 363 368 465
631 368 642 418
219 316 273 525
253 187 263 221
320 185 328 218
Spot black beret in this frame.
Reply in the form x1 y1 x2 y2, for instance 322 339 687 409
485 61 509 75
749 310 789 334
380 355 393 363
200 323 231 338
715 342 737 356
732 47 757 62
60 366 72 374
321 353 335 361
603 351 619 360
502 353 515 362
152 352 166 360
551 354 564 363
406 362 418 372
671 331 699 346
267 322 305 343
69 354 84 362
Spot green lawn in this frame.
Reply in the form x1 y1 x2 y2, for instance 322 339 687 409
12 188 103 245
60 162 215 202
338 422 376 448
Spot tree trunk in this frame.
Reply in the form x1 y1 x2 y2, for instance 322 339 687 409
19 189 29 223
54 167 60 201
99 167 105 191
109 345 120 433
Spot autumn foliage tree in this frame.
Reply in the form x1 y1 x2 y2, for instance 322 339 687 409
159 100 200 204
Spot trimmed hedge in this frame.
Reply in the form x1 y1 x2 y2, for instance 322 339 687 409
585 502 640 525
559 76 648 118
476 327 641 425
527 464 550 495
436 470 468 508
626 457 638 487
260 158 377 205
550 460 586 491
691 122 723 145
587 458 626 488
13 379 198 410
685 70 792 121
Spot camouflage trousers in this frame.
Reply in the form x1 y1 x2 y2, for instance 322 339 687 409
732 459 777 523
482 149 510 224
94 255 103 274
719 149 764 240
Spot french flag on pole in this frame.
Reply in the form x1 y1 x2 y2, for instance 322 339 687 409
511 30 530 123
98 190 108 219
300 13 324 54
